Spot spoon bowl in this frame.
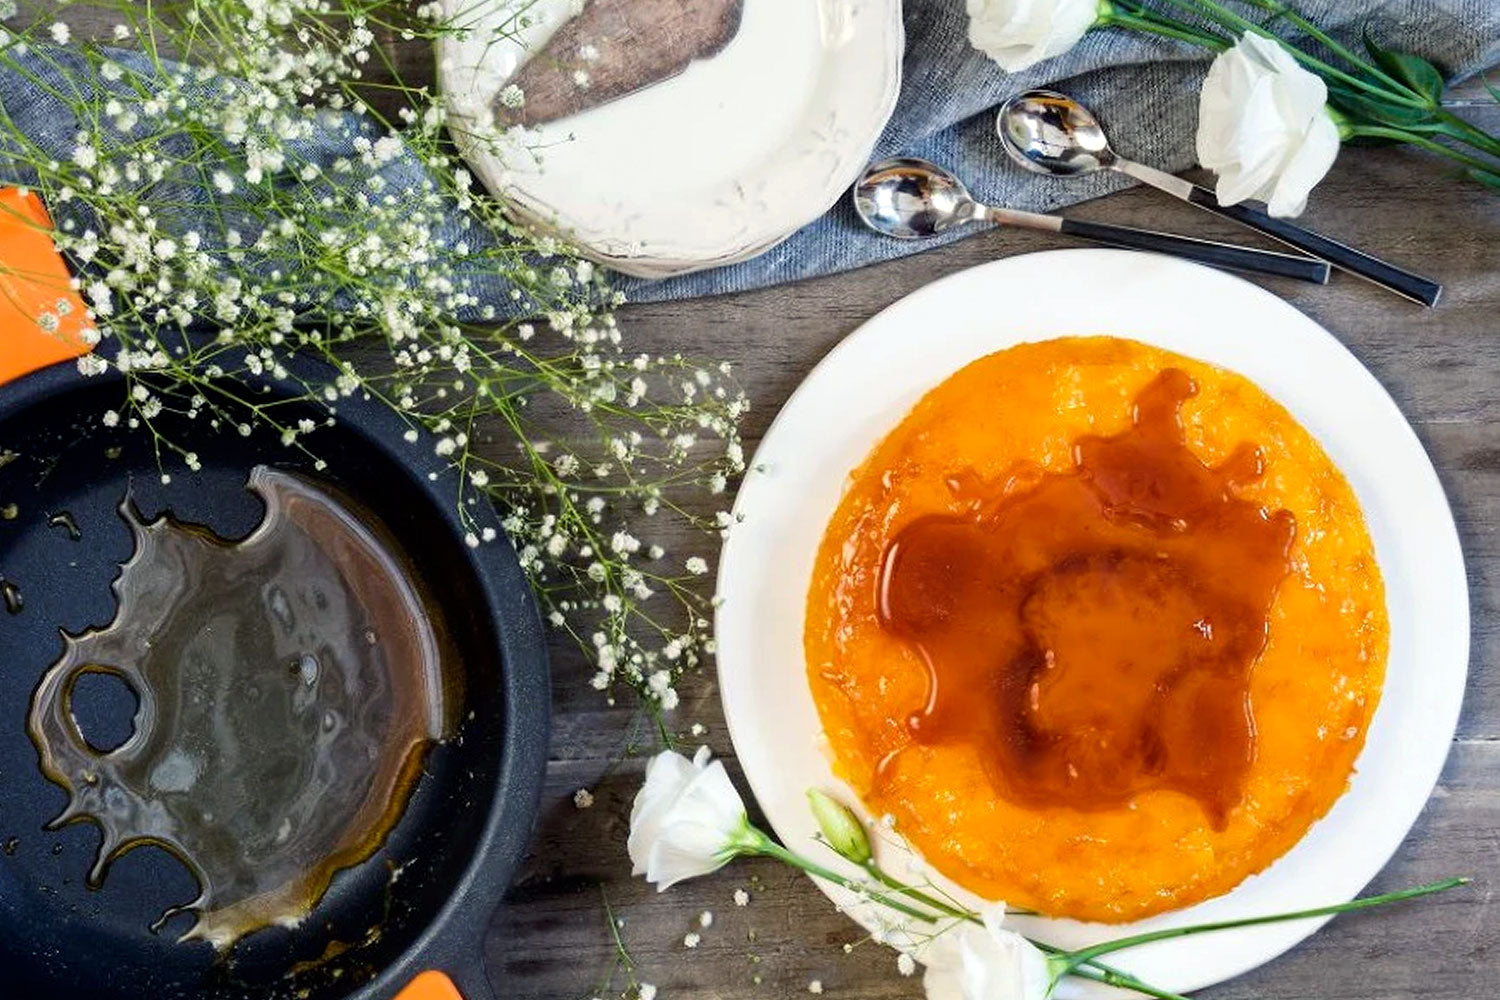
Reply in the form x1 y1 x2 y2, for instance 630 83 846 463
994 88 1441 305
998 90 1115 177
848 153 1330 284
852 157 981 239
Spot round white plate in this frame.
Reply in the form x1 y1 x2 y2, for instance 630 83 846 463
437 0 903 278
715 249 1469 996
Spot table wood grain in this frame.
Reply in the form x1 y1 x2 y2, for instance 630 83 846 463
32 8 1499 997
482 91 1500 1000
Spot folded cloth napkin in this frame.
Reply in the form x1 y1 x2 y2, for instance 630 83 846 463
0 1 1496 314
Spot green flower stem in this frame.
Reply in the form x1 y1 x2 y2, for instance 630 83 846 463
1153 0 1433 109
856 853 1187 998
1100 9 1230 51
1435 111 1500 162
1055 877 1468 976
861 860 971 919
1239 0 1500 164
1237 0 1415 96
1346 124 1500 178
1064 962 1191 1000
738 830 938 924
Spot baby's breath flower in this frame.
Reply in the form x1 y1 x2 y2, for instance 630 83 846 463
0 0 747 718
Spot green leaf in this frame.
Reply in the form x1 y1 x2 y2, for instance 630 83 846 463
1326 83 1440 131
1363 28 1445 105
1467 168 1500 193
1483 73 1500 106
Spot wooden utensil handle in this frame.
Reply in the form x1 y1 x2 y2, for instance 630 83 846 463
1058 218 1332 284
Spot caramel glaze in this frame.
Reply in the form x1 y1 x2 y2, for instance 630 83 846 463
876 368 1295 829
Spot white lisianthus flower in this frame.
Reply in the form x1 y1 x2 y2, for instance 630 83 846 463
1196 32 1341 217
629 747 756 891
966 0 1101 73
922 908 1055 1000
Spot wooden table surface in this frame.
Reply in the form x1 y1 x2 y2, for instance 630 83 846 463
485 90 1500 1000
31 7 1496 996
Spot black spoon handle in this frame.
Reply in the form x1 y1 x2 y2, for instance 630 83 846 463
1185 186 1442 306
1114 159 1442 306
1051 217 1332 284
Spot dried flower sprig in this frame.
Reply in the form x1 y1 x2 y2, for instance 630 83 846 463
0 0 746 713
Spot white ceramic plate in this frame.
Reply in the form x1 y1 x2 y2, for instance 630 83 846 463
437 0 903 278
715 249 1469 996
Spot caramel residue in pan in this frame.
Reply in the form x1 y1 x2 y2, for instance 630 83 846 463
29 466 457 950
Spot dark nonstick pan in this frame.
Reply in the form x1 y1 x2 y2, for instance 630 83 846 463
0 350 550 1000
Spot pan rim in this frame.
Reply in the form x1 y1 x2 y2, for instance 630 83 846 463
0 355 551 1000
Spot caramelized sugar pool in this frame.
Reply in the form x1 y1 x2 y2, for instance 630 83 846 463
878 369 1295 829
806 337 1388 922
28 466 457 950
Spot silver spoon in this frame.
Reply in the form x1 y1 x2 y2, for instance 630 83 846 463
853 157 1329 284
997 89 1441 306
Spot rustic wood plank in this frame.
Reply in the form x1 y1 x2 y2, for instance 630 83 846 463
495 131 1500 999
13 8 1499 998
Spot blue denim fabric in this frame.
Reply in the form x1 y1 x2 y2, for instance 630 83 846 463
0 1 1494 311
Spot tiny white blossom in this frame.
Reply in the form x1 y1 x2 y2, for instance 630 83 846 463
49 21 70 44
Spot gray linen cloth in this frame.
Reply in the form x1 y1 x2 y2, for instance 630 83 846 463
632 0 1500 301
0 1 1495 312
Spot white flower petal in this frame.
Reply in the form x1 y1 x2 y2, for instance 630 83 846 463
1196 33 1339 217
966 0 1098 73
920 906 1050 1000
627 749 750 890
627 750 699 875
1268 107 1340 216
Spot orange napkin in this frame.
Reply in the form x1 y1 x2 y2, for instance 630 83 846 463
0 188 93 386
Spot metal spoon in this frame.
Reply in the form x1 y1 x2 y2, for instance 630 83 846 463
997 89 1441 306
853 157 1330 284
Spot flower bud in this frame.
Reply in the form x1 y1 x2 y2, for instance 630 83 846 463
806 789 872 866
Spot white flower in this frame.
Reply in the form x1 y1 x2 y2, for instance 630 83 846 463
921 909 1053 1000
965 0 1098 73
1196 32 1341 218
628 747 752 891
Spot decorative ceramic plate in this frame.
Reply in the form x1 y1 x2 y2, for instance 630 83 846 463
437 0 904 278
714 250 1469 996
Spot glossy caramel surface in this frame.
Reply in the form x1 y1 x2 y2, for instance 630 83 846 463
806 338 1387 922
28 467 456 950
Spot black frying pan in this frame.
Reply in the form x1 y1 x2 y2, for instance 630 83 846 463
0 353 549 1000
